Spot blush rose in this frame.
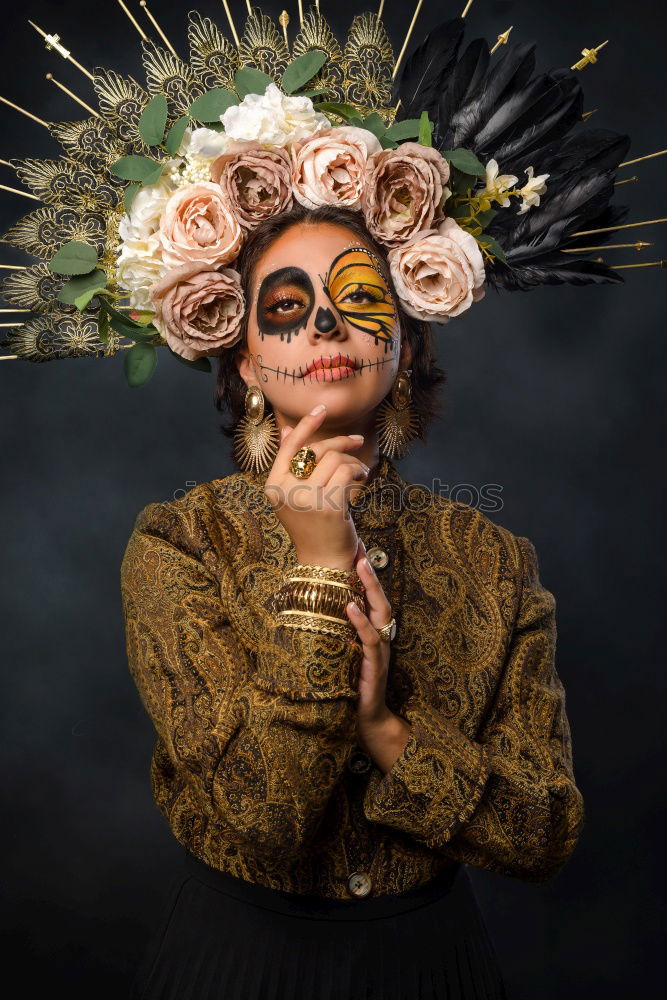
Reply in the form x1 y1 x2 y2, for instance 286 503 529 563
291 126 382 210
363 143 451 247
210 141 293 229
388 218 486 322
149 261 245 359
158 181 244 269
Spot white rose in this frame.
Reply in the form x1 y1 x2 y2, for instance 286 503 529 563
118 159 182 241
221 83 330 147
180 126 232 161
116 235 168 310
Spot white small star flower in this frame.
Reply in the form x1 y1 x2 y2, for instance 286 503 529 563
517 165 550 214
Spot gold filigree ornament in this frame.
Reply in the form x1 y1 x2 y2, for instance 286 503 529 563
0 2 662 388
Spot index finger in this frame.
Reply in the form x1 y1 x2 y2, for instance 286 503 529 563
273 403 327 477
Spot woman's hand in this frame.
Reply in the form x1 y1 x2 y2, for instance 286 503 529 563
346 539 393 730
265 404 370 571
347 539 412 773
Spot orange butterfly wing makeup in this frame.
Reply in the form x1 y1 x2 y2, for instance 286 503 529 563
323 248 399 345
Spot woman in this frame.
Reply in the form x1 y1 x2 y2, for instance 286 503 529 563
121 203 585 999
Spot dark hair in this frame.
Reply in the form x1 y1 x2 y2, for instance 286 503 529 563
214 204 447 456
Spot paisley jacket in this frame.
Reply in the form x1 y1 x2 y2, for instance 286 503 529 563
120 454 585 899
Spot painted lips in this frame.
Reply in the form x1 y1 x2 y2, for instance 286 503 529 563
303 355 358 381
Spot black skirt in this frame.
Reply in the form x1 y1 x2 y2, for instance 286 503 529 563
129 848 508 999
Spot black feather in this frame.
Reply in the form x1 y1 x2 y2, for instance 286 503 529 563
393 17 465 121
491 77 583 166
433 38 489 148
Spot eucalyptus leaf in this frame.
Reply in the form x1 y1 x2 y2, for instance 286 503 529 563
98 297 144 328
234 67 274 99
480 235 507 264
165 115 190 155
110 155 165 186
168 345 212 372
124 341 157 388
139 93 168 146
124 183 141 213
56 268 107 307
418 111 433 147
379 135 399 149
281 50 327 95
441 147 486 177
385 118 421 141
111 317 158 340
315 101 363 124
98 308 110 345
188 88 238 123
48 240 98 276
475 208 498 229
361 112 386 140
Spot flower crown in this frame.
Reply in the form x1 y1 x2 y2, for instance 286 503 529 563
1 5 659 387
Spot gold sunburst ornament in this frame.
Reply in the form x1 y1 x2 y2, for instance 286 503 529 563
376 369 420 460
232 384 280 474
0 2 661 384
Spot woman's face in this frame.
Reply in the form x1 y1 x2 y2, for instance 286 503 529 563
236 222 412 431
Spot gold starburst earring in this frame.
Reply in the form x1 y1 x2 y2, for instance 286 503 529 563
376 369 420 459
233 384 280 474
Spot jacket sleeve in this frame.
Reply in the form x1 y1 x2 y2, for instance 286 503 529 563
362 534 585 884
120 502 363 862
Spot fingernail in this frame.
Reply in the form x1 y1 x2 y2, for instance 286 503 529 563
349 434 364 441
361 557 372 573
347 601 360 614
310 403 326 415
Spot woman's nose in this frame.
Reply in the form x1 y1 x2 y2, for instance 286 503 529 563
314 307 338 333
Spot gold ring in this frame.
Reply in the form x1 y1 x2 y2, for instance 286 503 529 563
376 617 396 643
289 445 318 479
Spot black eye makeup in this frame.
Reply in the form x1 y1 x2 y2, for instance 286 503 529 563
255 266 315 341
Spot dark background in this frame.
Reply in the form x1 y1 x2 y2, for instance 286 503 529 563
1 1 664 996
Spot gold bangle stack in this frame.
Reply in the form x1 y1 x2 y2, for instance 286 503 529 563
271 564 366 639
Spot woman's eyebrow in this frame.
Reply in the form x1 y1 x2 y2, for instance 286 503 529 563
256 266 314 303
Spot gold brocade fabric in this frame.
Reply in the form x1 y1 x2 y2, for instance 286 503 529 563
120 455 585 898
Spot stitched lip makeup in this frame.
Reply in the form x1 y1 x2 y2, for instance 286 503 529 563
304 354 358 381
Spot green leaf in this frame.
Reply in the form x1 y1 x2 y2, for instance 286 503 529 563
475 208 498 229
98 308 110 345
56 268 108 307
139 93 168 146
124 183 141 213
168 345 212 372
111 319 159 340
234 67 274 99
379 135 399 149
204 122 226 133
418 111 433 147
441 147 486 177
315 101 363 124
385 118 422 141
109 155 165 186
361 112 386 139
48 240 98 276
165 115 190 155
188 88 238 123
281 50 327 95
480 235 507 264
98 297 144 328
124 341 157 387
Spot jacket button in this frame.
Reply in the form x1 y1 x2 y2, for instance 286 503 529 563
366 546 389 570
347 747 372 774
347 871 372 898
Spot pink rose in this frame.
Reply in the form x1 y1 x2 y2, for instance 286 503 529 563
363 143 451 247
158 181 243 268
210 141 293 230
291 126 382 210
388 218 486 322
149 261 245 360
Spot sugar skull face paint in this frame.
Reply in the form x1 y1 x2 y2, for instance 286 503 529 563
255 266 315 342
322 247 399 345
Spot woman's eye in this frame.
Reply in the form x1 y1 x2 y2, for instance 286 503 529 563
343 290 375 305
268 298 304 314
